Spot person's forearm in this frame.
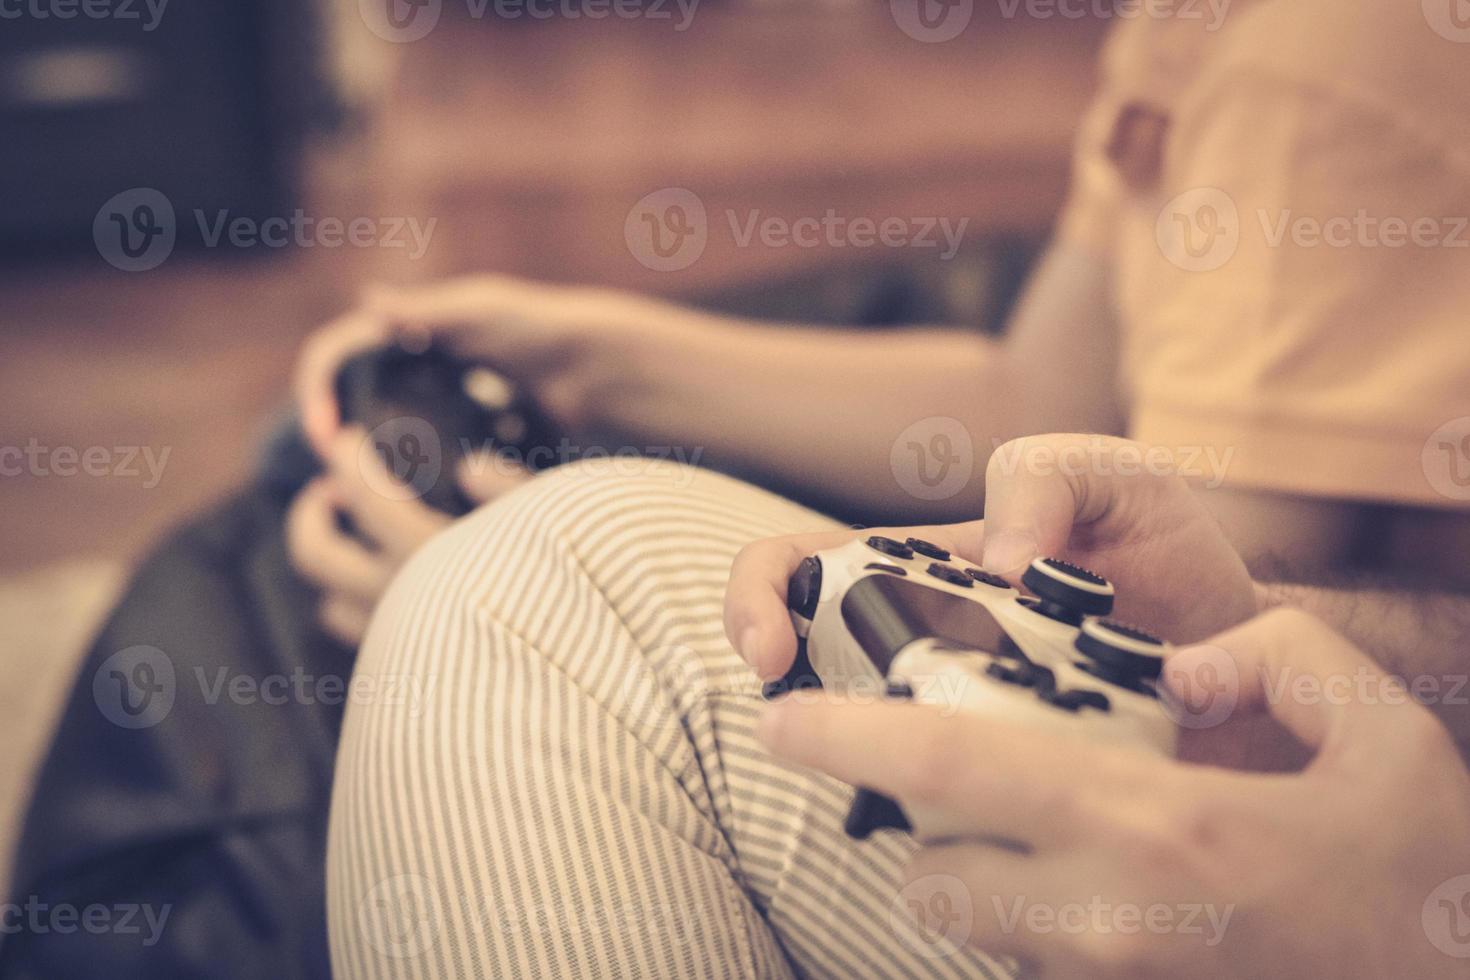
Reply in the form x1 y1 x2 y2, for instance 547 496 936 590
571 244 1122 521
1255 578 1470 746
582 309 1017 519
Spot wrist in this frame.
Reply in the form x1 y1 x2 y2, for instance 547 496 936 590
559 293 726 433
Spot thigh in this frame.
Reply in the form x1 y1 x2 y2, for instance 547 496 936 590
327 459 1015 980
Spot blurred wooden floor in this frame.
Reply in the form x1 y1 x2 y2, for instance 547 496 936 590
0 9 1102 574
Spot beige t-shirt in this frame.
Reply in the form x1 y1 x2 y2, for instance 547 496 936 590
1060 0 1470 508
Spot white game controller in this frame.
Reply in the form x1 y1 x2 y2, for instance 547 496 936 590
765 534 1178 840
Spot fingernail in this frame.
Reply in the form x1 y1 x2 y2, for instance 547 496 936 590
983 529 1038 575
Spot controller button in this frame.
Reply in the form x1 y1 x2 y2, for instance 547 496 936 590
925 562 973 588
905 537 951 561
1043 687 1112 713
864 562 907 576
986 662 1032 686
965 568 1011 589
885 681 915 700
986 660 1055 691
866 535 915 559
786 557 823 621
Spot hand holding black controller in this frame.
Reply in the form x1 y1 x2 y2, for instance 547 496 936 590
333 340 562 525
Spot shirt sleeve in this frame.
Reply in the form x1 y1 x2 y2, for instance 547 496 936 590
1119 22 1470 509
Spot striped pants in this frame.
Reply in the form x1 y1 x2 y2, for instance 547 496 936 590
327 460 1016 979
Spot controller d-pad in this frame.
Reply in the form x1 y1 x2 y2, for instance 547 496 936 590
925 563 973 588
866 536 914 559
1043 688 1111 713
906 538 951 561
965 568 1010 589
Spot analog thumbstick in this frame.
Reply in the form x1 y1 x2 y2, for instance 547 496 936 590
1075 618 1166 689
1021 557 1115 624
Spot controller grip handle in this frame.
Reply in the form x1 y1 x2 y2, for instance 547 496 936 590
845 788 912 839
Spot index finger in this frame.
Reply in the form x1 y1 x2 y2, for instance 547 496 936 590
1186 608 1450 760
757 699 1160 848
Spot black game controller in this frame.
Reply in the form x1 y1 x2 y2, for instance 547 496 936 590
334 341 561 520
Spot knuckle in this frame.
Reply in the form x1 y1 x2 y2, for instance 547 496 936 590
1257 606 1329 641
904 721 981 805
1111 805 1192 870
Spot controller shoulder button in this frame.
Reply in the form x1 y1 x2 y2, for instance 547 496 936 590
786 557 823 620
925 562 973 588
905 537 951 561
866 535 915 559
